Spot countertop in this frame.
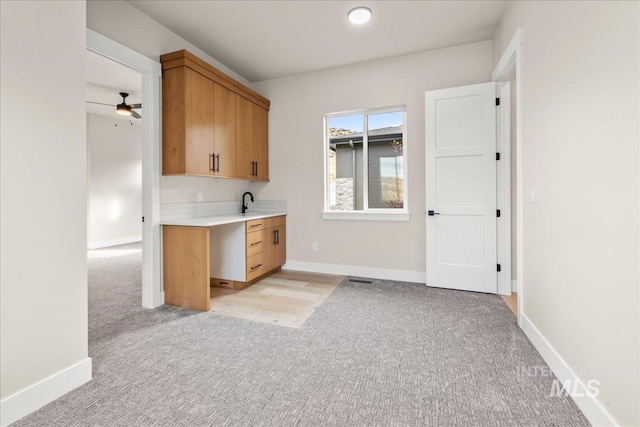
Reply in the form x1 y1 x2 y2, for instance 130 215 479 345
160 212 287 227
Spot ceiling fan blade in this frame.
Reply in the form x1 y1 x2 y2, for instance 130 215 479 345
86 101 115 107
129 103 142 109
131 110 142 119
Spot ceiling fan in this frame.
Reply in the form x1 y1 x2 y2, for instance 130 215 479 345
87 92 142 119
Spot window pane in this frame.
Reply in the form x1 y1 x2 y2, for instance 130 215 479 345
328 114 364 210
367 111 404 209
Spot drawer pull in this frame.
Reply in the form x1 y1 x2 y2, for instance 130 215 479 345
250 241 262 246
250 264 262 271
220 281 229 285
249 223 262 228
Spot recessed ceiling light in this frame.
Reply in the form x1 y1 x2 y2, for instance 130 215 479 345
348 7 372 25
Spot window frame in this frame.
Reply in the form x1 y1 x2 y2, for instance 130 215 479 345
322 106 410 221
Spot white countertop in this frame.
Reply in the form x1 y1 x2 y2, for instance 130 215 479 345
161 212 287 227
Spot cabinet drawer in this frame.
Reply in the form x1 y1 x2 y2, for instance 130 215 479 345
246 253 264 281
246 230 263 257
246 219 264 232
210 278 235 289
263 215 286 229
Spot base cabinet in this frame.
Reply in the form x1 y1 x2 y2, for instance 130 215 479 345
263 217 287 271
163 215 287 311
210 215 286 291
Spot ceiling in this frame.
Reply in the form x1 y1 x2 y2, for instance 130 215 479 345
86 50 142 118
128 1 507 83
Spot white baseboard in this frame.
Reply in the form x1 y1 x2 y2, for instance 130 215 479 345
0 357 92 427
283 260 426 283
512 279 517 292
88 235 142 250
521 314 618 427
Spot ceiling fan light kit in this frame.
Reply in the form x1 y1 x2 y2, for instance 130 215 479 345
87 92 142 119
116 103 132 116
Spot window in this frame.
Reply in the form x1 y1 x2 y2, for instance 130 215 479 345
324 107 408 220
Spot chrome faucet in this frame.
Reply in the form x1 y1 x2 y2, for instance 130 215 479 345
242 192 254 214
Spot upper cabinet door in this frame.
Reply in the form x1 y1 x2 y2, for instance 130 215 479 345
184 68 214 175
212 83 236 177
253 104 269 181
235 95 254 179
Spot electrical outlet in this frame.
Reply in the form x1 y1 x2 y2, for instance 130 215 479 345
529 187 536 204
197 193 203 202
312 243 318 252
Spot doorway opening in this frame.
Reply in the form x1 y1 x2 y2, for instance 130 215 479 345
86 50 143 252
86 29 163 309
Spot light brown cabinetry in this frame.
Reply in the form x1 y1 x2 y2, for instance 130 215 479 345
244 219 265 281
163 215 286 310
160 50 269 181
263 216 286 272
162 225 211 311
235 99 269 180
212 83 236 177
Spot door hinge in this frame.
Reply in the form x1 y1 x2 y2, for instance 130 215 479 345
497 264 501 272
496 98 500 106
496 152 501 160
142 216 145 223
497 209 501 218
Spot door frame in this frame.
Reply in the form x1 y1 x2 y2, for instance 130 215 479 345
86 29 164 309
492 28 523 326
496 82 511 297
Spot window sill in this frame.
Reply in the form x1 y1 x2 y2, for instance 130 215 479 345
321 211 411 221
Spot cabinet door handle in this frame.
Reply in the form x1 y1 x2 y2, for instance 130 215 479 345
250 263 262 271
250 161 255 176
255 161 258 177
250 241 262 246
216 154 220 172
275 229 279 245
210 153 215 172
273 229 277 245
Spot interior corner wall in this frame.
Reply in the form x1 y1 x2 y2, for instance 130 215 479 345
252 40 493 275
494 2 640 425
87 0 252 204
0 0 89 411
87 114 143 248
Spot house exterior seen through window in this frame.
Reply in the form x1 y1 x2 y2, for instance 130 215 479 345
326 108 407 214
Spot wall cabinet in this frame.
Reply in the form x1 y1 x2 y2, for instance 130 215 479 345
161 50 269 181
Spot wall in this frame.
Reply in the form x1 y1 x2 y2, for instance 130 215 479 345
88 114 143 248
87 0 252 204
509 71 517 282
253 41 493 276
494 2 639 425
0 0 90 423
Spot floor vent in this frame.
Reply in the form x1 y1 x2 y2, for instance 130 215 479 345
349 279 372 284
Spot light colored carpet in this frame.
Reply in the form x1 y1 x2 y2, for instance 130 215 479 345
13 243 589 426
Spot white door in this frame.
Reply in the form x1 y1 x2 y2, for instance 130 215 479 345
425 82 497 293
